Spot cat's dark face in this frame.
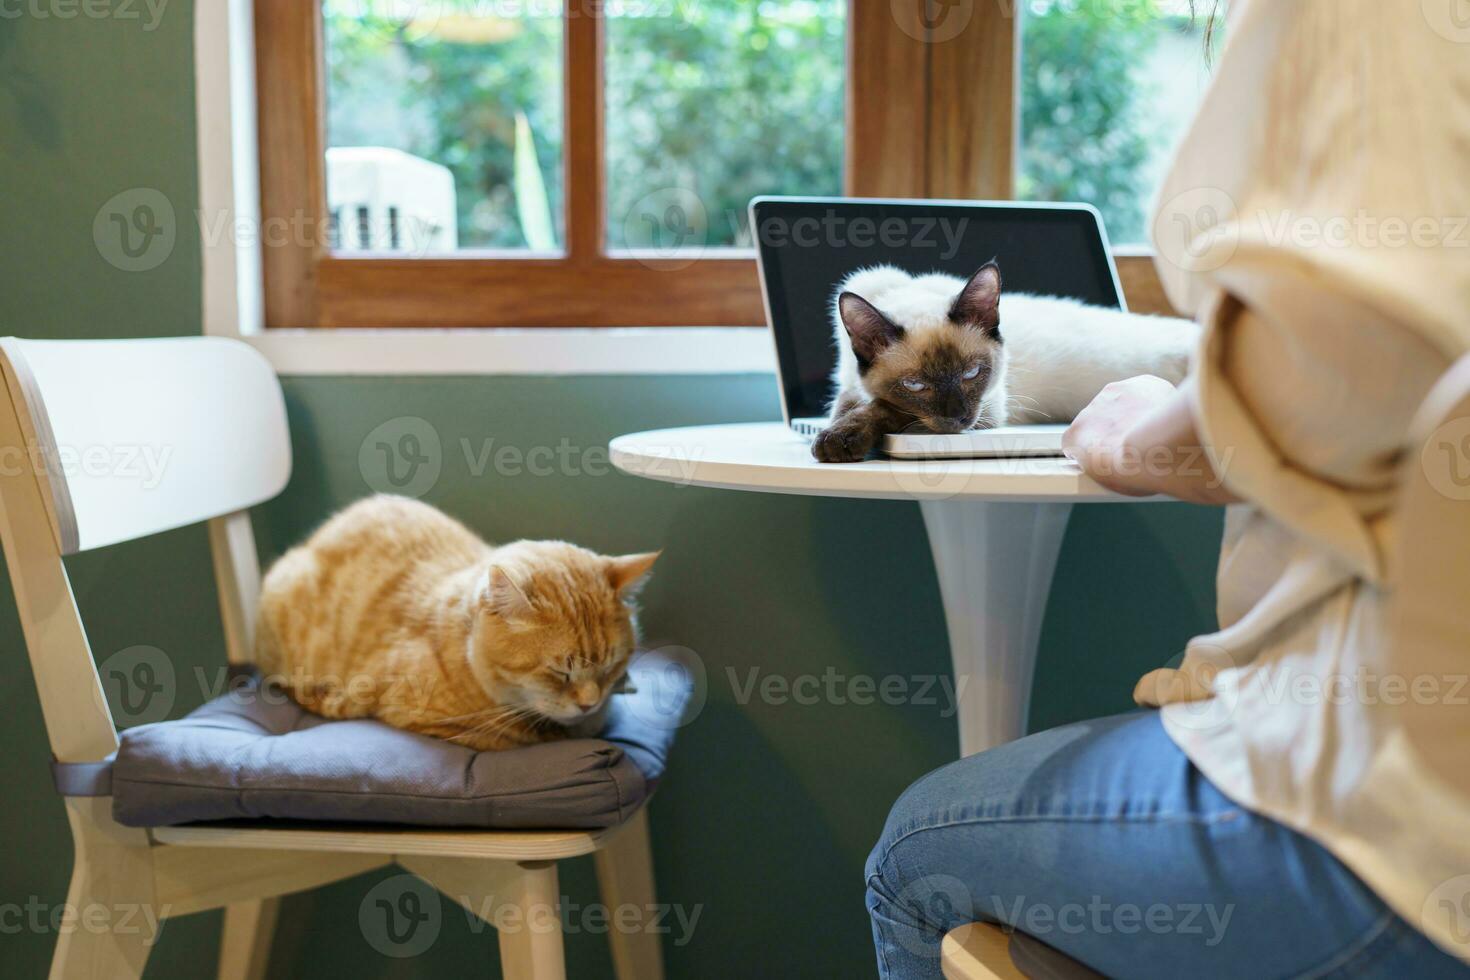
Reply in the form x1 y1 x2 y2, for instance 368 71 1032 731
840 262 1005 433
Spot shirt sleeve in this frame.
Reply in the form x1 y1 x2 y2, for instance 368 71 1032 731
1153 1 1467 581
1190 271 1445 583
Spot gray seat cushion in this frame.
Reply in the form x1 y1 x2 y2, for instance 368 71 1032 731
111 650 693 831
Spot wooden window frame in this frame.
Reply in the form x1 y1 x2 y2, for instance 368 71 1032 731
255 1 1173 329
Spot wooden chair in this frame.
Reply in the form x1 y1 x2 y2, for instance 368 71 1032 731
942 922 1027 979
942 923 1102 980
0 336 664 980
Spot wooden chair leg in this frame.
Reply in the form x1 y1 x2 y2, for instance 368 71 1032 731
594 809 665 980
496 862 566 980
49 800 158 980
217 898 279 980
48 865 157 980
399 855 566 980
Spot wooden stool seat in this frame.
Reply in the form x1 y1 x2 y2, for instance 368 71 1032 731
942 923 1104 980
942 922 1027 980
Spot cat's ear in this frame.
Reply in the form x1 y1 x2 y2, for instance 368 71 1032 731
838 292 904 366
607 551 660 599
483 565 535 621
949 260 1002 337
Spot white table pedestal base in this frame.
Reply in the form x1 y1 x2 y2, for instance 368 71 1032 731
920 500 1074 756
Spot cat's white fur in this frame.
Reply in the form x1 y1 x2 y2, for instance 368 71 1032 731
831 265 1199 425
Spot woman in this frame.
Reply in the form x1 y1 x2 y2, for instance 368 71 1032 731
865 2 1470 976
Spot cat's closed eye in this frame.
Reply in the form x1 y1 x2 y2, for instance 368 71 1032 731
902 378 927 392
963 363 983 380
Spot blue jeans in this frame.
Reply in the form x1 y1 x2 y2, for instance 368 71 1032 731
865 712 1468 979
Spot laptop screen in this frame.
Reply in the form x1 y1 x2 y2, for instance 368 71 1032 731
751 197 1125 422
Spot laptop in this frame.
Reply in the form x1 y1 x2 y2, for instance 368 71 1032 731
749 196 1127 459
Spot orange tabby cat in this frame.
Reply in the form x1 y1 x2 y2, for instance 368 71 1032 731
254 495 659 750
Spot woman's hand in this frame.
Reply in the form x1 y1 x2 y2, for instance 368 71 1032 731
1063 376 1238 505
1063 375 1176 497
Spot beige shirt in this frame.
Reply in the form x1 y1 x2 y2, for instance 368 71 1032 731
1147 0 1470 962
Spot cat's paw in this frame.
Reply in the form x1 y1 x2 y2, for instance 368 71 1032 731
812 425 874 463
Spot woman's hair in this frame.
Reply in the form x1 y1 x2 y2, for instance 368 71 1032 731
1193 0 1223 54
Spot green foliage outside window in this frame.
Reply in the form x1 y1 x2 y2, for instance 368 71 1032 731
323 1 1205 252
602 2 846 249
1020 0 1214 245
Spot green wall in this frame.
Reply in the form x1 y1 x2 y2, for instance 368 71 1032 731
0 8 1223 978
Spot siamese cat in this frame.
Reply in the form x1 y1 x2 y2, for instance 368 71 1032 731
814 262 1197 463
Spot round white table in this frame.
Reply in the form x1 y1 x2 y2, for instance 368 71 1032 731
610 421 1159 757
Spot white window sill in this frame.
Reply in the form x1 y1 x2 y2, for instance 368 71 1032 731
245 327 778 376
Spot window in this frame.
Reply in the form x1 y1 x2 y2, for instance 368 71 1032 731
255 1 1182 329
1018 0 1219 245
324 3 567 253
604 3 847 251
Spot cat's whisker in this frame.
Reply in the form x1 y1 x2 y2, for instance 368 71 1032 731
435 703 548 747
443 704 537 728
430 704 532 727
465 705 550 744
446 706 544 745
1008 404 1055 422
427 706 508 725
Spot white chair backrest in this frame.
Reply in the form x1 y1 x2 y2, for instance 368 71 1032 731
0 337 290 554
0 336 290 762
